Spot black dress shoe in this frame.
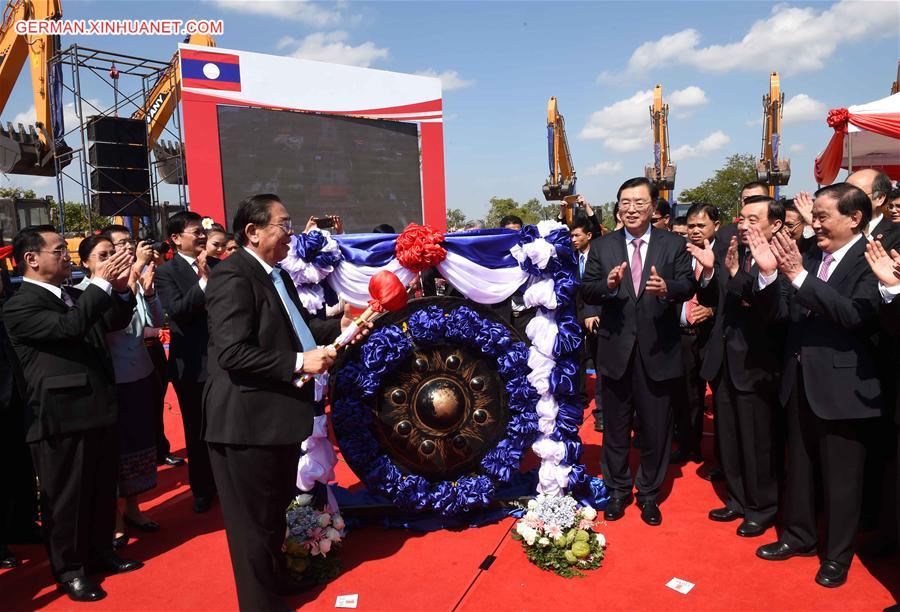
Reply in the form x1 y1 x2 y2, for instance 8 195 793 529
58 577 107 602
604 494 633 521
756 540 817 561
700 466 724 481
638 501 662 526
1 545 19 569
708 507 743 522
737 519 771 537
815 560 848 588
124 515 160 532
92 554 143 574
193 496 213 514
160 454 185 467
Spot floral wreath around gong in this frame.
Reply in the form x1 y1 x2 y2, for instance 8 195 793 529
331 304 540 517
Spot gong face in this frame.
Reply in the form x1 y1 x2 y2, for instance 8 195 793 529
375 344 507 480
332 297 520 484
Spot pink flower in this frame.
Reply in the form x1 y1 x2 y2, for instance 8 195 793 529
546 525 562 539
319 538 332 556
307 527 324 541
579 519 594 530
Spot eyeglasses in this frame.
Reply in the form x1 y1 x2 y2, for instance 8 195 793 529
38 248 70 258
618 200 651 211
265 220 293 233
112 239 136 248
181 229 207 237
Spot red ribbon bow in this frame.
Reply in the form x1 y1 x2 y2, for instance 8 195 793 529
395 223 446 273
826 107 850 131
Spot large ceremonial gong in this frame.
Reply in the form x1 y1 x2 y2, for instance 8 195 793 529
333 297 521 484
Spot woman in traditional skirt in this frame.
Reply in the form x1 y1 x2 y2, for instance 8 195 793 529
77 233 165 547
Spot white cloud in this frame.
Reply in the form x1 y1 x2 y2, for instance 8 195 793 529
579 86 709 152
606 0 898 78
584 161 624 176
782 94 826 125
12 99 103 139
671 131 730 160
789 143 805 153
280 31 388 67
209 0 353 27
414 69 474 91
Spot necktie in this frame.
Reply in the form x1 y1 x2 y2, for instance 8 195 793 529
818 253 834 282
684 261 702 325
60 289 75 309
630 238 644 294
192 261 201 278
579 253 586 278
270 268 317 351
742 250 753 273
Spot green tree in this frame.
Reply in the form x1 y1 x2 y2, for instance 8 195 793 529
0 187 36 199
678 153 758 221
594 201 618 230
50 201 112 235
484 197 560 228
446 207 469 230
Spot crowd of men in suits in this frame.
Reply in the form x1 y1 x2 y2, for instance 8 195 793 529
0 171 898 608
573 171 899 590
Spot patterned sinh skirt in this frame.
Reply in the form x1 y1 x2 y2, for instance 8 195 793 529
116 375 159 498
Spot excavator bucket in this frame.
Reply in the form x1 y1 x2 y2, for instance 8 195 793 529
0 122 71 176
154 139 186 185
542 178 576 201
755 159 791 186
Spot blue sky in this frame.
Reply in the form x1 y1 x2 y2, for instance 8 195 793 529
3 0 898 221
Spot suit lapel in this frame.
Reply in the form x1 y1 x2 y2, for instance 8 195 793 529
825 236 866 289
614 230 635 300
235 250 303 351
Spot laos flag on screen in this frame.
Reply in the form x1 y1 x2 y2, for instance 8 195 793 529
181 50 241 92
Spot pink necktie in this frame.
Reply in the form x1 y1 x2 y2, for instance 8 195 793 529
818 253 834 281
630 238 643 294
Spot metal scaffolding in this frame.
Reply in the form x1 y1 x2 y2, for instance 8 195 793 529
48 44 187 236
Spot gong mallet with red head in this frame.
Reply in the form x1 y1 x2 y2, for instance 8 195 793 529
294 270 408 388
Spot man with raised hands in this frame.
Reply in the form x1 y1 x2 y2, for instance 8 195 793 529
751 183 882 588
581 176 698 526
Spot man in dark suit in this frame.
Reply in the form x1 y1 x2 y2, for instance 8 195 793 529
752 183 882 588
697 196 786 538
205 194 343 611
3 226 142 601
670 203 719 466
581 177 697 525
156 212 218 513
571 215 603 430
849 169 898 248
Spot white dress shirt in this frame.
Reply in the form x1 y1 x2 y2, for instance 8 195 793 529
177 252 208 291
23 275 112 300
243 247 306 372
758 233 864 289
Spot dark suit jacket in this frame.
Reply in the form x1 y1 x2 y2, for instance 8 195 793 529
581 226 696 382
156 253 218 384
2 281 135 442
576 247 601 325
870 215 899 250
203 248 340 445
698 249 785 392
880 296 900 425
756 236 882 420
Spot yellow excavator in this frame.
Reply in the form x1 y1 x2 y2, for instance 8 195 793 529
541 96 578 223
0 0 71 176
756 72 790 199
132 33 215 185
644 84 675 203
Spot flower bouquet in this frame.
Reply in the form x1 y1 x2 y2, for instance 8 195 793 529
511 494 607 578
283 494 346 585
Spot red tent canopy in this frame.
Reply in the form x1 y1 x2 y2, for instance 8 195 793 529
814 92 900 185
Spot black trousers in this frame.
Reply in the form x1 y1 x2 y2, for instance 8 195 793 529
30 426 118 583
0 391 38 544
600 346 674 504
711 355 779 524
145 337 170 459
173 380 215 499
209 442 300 612
673 332 706 457
781 367 872 567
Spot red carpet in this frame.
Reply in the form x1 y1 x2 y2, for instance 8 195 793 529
2 385 898 611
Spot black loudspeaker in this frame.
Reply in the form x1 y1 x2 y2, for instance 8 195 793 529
89 142 148 169
90 168 150 193
91 193 151 217
86 116 147 146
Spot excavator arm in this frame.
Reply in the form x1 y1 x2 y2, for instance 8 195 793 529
756 72 790 198
542 96 576 203
0 0 69 176
133 33 214 185
644 84 675 202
